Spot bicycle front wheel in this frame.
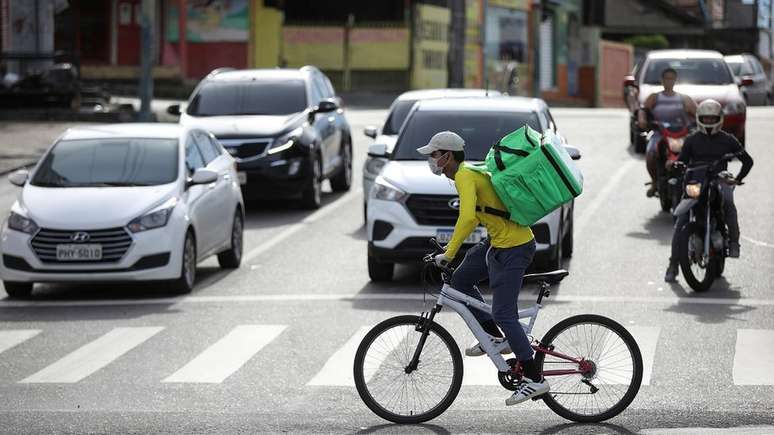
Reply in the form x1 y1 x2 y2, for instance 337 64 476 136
353 315 463 424
535 314 643 423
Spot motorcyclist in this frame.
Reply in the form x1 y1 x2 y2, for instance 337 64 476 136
665 99 754 283
638 67 697 197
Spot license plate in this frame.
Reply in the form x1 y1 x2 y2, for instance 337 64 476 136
436 229 485 245
56 244 102 261
237 171 247 185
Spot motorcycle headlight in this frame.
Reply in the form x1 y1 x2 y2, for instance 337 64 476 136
7 211 39 235
268 127 304 155
685 183 702 199
128 197 177 233
372 179 408 202
667 137 685 153
723 101 746 115
365 157 387 176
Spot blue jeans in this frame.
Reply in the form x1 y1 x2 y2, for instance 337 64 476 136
450 238 537 361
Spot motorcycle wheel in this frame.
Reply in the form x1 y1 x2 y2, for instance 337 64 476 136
715 256 725 277
678 227 717 292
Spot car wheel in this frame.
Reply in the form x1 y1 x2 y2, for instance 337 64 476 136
3 281 33 299
171 230 197 294
548 216 564 271
300 155 322 209
363 202 368 224
368 254 394 282
217 210 243 269
330 138 352 192
766 93 772 106
561 206 574 259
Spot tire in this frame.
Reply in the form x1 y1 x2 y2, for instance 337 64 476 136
368 254 394 282
715 255 725 277
535 314 643 423
765 93 772 106
561 206 574 259
330 138 352 192
363 202 367 224
300 155 322 209
217 211 243 269
171 230 197 294
678 225 716 292
354 315 463 424
3 282 33 299
631 122 647 154
548 216 564 270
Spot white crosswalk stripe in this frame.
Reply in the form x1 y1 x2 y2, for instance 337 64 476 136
307 326 372 386
163 325 286 383
20 327 163 383
0 329 41 355
733 329 774 385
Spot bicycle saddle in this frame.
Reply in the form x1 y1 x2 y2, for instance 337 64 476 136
523 269 569 285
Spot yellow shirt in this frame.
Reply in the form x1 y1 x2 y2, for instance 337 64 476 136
446 165 534 260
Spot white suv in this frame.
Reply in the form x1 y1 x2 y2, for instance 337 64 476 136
366 97 580 281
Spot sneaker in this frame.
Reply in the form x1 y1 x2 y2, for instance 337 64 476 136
465 337 511 357
664 264 679 283
728 243 740 258
506 377 550 406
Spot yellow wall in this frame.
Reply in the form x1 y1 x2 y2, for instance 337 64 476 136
252 2 283 68
412 4 450 89
282 27 345 69
350 28 410 70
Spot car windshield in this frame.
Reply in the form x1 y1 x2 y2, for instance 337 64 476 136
643 59 733 85
31 138 179 187
187 80 307 116
382 100 417 135
726 62 742 76
391 110 541 161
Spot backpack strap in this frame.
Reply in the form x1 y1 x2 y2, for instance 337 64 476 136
475 205 511 220
492 139 530 171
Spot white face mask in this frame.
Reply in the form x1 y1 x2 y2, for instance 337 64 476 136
428 152 450 175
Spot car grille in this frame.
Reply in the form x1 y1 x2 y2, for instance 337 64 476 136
30 227 133 264
405 194 459 226
220 138 272 161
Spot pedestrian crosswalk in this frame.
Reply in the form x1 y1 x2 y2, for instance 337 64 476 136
0 324 773 387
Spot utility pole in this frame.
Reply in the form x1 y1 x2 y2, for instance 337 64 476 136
448 0 465 87
138 0 155 122
482 0 488 94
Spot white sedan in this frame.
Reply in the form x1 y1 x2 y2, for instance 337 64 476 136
0 123 244 298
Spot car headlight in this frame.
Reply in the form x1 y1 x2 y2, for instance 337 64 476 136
268 127 304 155
723 101 746 115
365 157 387 176
128 197 177 233
685 183 702 199
7 211 39 234
372 179 408 202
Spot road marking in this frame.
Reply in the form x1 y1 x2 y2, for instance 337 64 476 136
163 325 286 383
642 426 774 434
742 235 774 249
21 327 163 383
307 326 372 386
4 293 774 308
0 330 41 355
733 329 774 385
575 159 638 234
243 189 362 263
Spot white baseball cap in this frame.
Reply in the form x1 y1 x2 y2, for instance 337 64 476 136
416 131 465 155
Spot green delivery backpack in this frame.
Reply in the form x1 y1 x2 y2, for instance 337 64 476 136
467 125 583 226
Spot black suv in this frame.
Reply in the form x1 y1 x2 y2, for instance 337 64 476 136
170 66 353 208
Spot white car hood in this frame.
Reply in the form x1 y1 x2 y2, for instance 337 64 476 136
19 184 178 230
379 161 459 195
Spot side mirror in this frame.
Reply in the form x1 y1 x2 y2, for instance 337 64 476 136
740 76 754 87
8 169 29 187
623 75 638 88
364 125 378 139
188 168 218 187
368 143 388 158
308 99 338 122
167 104 181 116
563 145 582 161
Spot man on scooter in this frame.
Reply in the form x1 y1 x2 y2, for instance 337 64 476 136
638 67 697 197
664 99 754 283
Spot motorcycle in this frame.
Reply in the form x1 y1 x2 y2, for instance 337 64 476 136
651 120 690 213
672 153 742 292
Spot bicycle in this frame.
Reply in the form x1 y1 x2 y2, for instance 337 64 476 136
354 239 643 424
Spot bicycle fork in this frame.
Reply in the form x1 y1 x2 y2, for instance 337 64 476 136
405 304 443 374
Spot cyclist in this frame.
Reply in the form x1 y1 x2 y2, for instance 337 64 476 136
665 99 753 282
638 67 697 197
417 130 548 405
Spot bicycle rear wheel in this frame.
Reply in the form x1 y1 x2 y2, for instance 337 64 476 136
535 314 643 422
353 315 463 424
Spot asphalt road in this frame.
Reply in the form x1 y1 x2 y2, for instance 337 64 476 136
0 107 772 434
